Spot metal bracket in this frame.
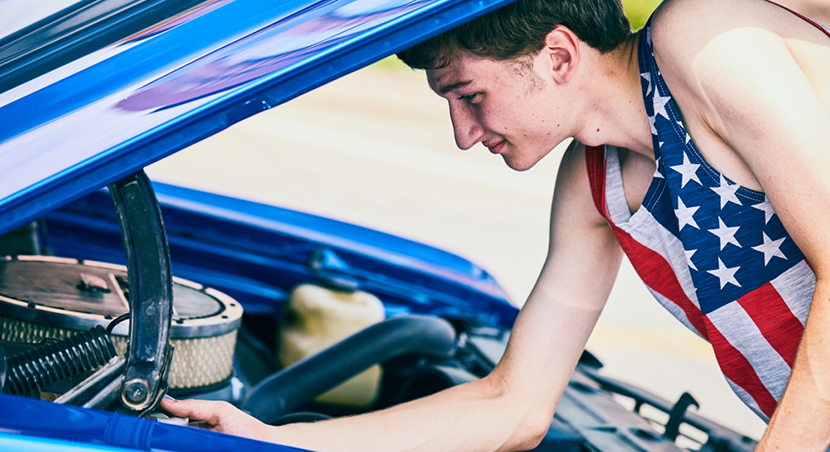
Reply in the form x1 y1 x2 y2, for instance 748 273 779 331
664 391 699 441
55 355 125 409
108 171 173 413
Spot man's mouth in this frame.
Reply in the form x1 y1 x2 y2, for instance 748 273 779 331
486 140 506 154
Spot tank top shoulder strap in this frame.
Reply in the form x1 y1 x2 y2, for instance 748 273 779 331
585 144 610 220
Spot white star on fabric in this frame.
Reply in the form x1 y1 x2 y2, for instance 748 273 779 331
675 197 699 230
752 198 776 224
670 153 701 188
641 72 652 96
709 217 741 250
710 175 742 209
707 258 741 289
654 156 664 179
685 248 698 271
652 87 672 120
648 113 658 135
676 120 691 144
752 233 787 265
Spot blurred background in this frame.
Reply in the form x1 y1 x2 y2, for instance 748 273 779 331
145 0 828 440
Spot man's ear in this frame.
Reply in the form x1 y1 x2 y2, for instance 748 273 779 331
542 25 580 84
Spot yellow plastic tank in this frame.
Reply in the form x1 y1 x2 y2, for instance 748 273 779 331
279 283 385 407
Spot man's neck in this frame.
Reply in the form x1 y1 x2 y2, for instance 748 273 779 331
570 32 653 157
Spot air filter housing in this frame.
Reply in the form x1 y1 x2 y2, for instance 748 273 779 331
0 256 243 392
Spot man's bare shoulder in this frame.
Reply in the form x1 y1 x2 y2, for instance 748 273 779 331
645 0 830 195
649 0 830 114
651 0 828 68
652 0 779 65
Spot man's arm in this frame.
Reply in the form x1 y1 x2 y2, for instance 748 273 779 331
657 2 830 448
706 39 830 449
162 140 624 452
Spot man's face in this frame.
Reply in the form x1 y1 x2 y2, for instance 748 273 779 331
427 52 564 171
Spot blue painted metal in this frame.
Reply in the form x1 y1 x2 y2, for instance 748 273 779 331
0 0 208 92
44 183 520 327
0 433 138 452
0 1 523 450
0 393 307 451
0 0 516 237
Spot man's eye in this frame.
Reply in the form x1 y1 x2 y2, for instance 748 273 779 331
459 93 479 103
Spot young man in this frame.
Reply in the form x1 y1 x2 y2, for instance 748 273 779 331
163 0 830 449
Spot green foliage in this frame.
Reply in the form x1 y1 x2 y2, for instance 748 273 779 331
373 55 408 71
622 0 663 30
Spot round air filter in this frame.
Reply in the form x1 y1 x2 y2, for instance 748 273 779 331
0 256 243 392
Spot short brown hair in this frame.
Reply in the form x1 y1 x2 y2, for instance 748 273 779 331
397 0 632 69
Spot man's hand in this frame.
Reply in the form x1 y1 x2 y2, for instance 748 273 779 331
160 398 270 441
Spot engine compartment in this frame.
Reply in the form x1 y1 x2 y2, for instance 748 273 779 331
0 252 511 433
0 185 514 425
0 182 758 452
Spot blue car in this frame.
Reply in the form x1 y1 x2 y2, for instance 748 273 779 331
0 1 758 451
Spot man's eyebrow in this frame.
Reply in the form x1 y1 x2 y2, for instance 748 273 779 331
438 81 472 95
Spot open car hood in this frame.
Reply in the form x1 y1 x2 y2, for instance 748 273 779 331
44 183 519 328
0 0 515 237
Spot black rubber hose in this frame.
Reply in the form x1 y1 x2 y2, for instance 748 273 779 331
5 326 117 395
241 315 457 424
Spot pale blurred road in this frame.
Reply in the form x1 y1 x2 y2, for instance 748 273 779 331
146 62 767 439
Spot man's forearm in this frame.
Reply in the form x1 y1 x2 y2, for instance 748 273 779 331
758 280 830 450
267 376 553 452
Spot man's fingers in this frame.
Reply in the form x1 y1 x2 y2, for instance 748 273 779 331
160 398 223 425
158 398 267 439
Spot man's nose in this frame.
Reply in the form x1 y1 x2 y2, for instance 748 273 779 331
449 104 485 150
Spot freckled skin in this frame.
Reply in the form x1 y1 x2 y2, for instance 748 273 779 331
426 53 568 171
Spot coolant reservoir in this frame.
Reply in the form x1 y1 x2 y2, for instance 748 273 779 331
279 283 385 407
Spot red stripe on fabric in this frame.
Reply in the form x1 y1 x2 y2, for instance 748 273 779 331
737 283 804 367
704 316 778 418
585 145 608 219
609 224 709 340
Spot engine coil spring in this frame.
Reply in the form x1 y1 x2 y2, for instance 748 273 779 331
5 325 117 396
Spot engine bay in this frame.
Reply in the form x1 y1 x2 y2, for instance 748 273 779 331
0 169 510 427
0 252 510 431
0 173 758 452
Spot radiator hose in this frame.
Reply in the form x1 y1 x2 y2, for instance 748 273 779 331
241 315 456 424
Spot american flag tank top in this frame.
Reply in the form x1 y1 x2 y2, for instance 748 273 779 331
585 10 829 420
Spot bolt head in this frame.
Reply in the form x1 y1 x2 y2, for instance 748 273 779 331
125 380 148 404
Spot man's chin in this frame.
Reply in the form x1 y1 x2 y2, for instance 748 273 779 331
502 154 537 172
